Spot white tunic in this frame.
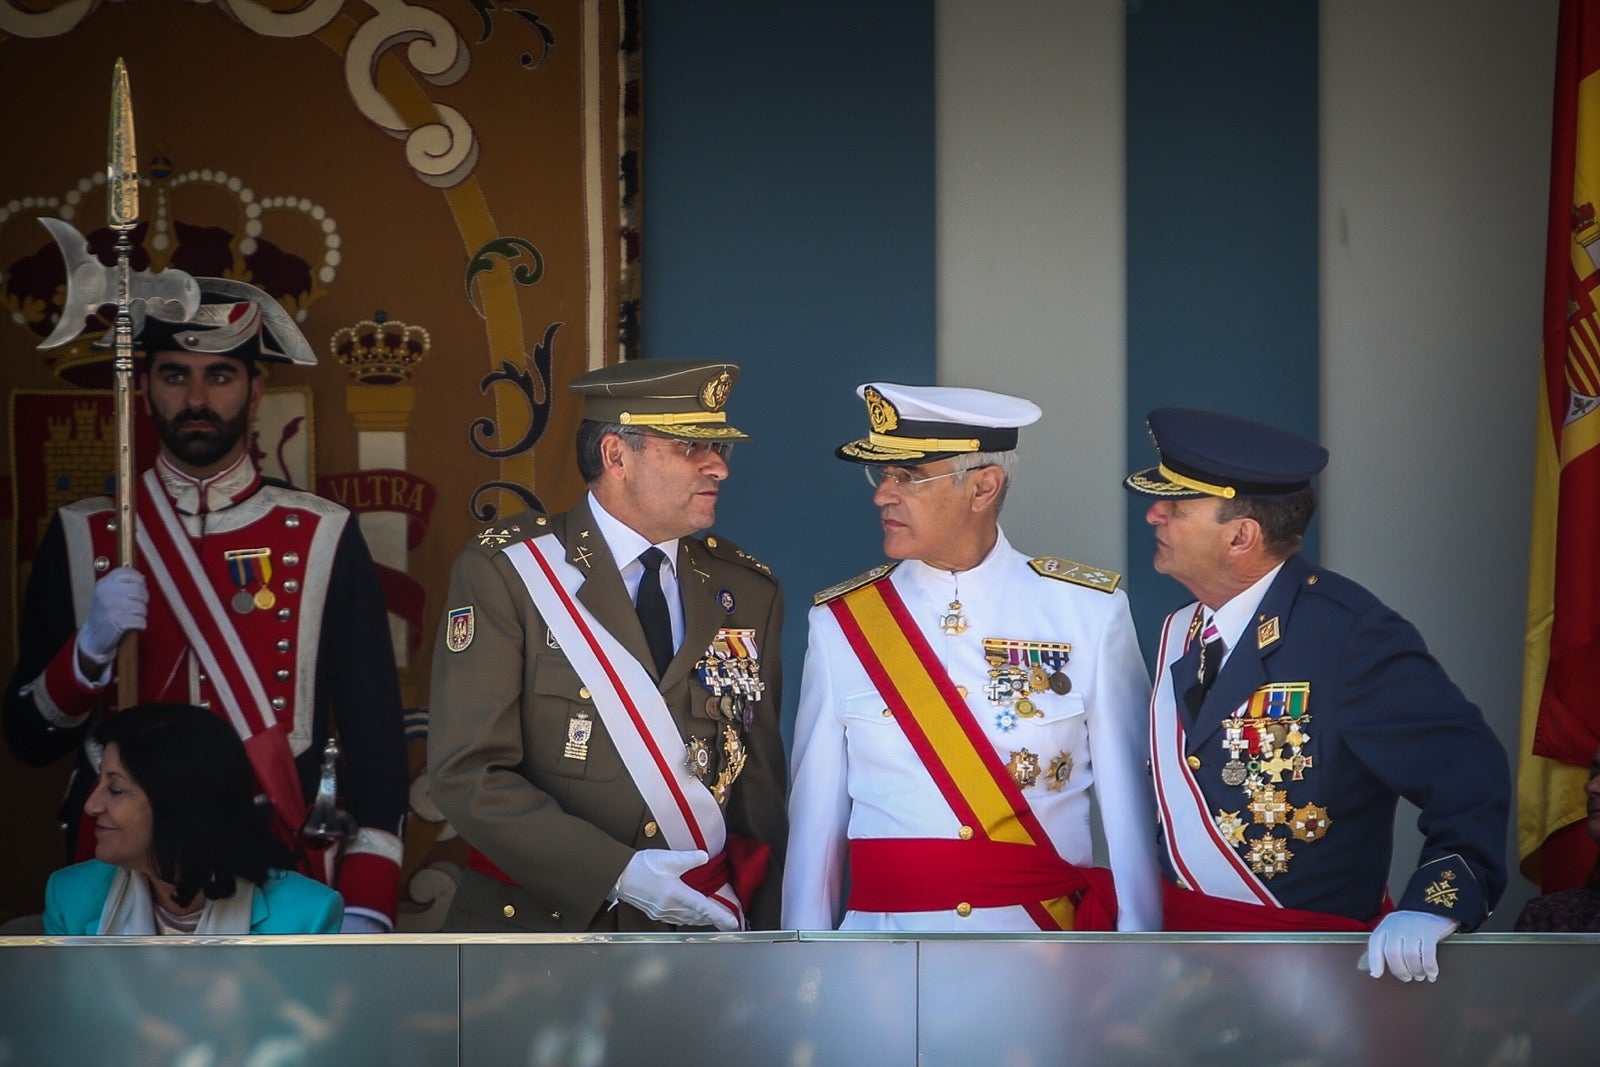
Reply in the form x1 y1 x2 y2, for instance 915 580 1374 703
782 530 1160 931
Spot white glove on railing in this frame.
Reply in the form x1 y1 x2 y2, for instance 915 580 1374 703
613 849 738 931
78 567 148 666
1363 910 1459 982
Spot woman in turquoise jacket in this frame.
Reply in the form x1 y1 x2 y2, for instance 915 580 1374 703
43 703 342 936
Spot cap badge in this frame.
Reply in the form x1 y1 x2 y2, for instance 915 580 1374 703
863 385 899 433
700 371 733 411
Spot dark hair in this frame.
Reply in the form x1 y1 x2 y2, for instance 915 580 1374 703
95 704 294 908
1216 486 1318 556
575 420 647 483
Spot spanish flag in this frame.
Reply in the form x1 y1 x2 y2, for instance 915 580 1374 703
1521 0 1600 891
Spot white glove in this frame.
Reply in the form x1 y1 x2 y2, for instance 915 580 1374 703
613 849 738 931
338 912 390 934
78 567 148 666
1363 910 1459 982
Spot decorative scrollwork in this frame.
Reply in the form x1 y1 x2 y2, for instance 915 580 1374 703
0 0 100 37
465 236 545 316
464 0 555 69
467 321 558 456
343 0 480 187
468 481 543 522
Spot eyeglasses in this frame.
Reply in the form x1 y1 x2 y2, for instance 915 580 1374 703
653 437 734 462
863 463 989 489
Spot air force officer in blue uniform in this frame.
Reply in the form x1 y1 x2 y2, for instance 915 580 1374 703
1127 408 1509 982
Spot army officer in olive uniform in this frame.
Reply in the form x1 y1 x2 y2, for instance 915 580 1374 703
428 360 787 931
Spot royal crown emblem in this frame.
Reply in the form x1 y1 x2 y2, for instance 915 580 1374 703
863 385 898 433
331 312 431 385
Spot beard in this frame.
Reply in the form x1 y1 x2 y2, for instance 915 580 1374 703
150 405 250 470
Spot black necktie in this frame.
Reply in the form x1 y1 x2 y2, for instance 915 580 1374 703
1184 618 1226 717
634 547 673 677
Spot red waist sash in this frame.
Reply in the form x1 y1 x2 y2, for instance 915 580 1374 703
1162 880 1391 932
468 834 771 916
848 837 1115 930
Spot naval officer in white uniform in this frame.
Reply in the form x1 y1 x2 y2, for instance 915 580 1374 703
782 383 1160 931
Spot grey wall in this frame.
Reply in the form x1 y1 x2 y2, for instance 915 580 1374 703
1321 0 1558 926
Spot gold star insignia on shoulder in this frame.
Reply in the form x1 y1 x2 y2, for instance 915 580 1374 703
476 526 516 548
813 562 899 605
700 535 774 576
1028 557 1121 593
734 548 772 575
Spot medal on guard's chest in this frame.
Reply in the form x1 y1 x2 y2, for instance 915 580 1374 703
564 712 593 761
224 547 273 615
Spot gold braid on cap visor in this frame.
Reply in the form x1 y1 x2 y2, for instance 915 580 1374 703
619 410 727 426
1157 463 1237 499
868 431 980 453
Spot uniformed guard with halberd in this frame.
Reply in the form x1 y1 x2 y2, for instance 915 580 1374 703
782 382 1160 931
428 359 787 932
1126 406 1510 982
3 278 410 931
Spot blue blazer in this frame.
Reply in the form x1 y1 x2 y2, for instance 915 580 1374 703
43 860 344 935
1165 552 1510 930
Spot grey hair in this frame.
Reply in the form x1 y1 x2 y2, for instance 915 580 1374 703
950 450 1017 514
576 421 649 483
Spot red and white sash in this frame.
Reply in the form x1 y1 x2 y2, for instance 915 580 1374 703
1149 603 1280 907
502 535 743 927
136 469 306 836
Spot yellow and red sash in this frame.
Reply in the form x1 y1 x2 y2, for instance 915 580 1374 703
827 577 1081 930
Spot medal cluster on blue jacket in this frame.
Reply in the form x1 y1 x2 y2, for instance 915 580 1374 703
1213 681 1331 878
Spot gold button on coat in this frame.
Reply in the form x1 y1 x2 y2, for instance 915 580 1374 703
579 687 591 699
956 903 973 917
958 826 974 840
644 821 659 838
503 904 516 918
1187 755 1201 770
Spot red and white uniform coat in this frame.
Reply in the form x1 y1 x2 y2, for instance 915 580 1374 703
3 454 408 926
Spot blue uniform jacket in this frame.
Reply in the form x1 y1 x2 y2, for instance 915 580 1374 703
1166 552 1509 930
43 860 344 935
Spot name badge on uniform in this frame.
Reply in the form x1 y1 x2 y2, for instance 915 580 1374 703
564 712 593 760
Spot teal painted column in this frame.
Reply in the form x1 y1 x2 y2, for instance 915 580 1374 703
1125 0 1321 655
640 2 937 736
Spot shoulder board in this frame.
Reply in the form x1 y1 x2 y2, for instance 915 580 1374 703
474 510 549 552
1028 556 1121 593
813 562 899 605
701 534 774 577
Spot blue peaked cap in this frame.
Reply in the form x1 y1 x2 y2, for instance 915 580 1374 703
1124 407 1329 499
